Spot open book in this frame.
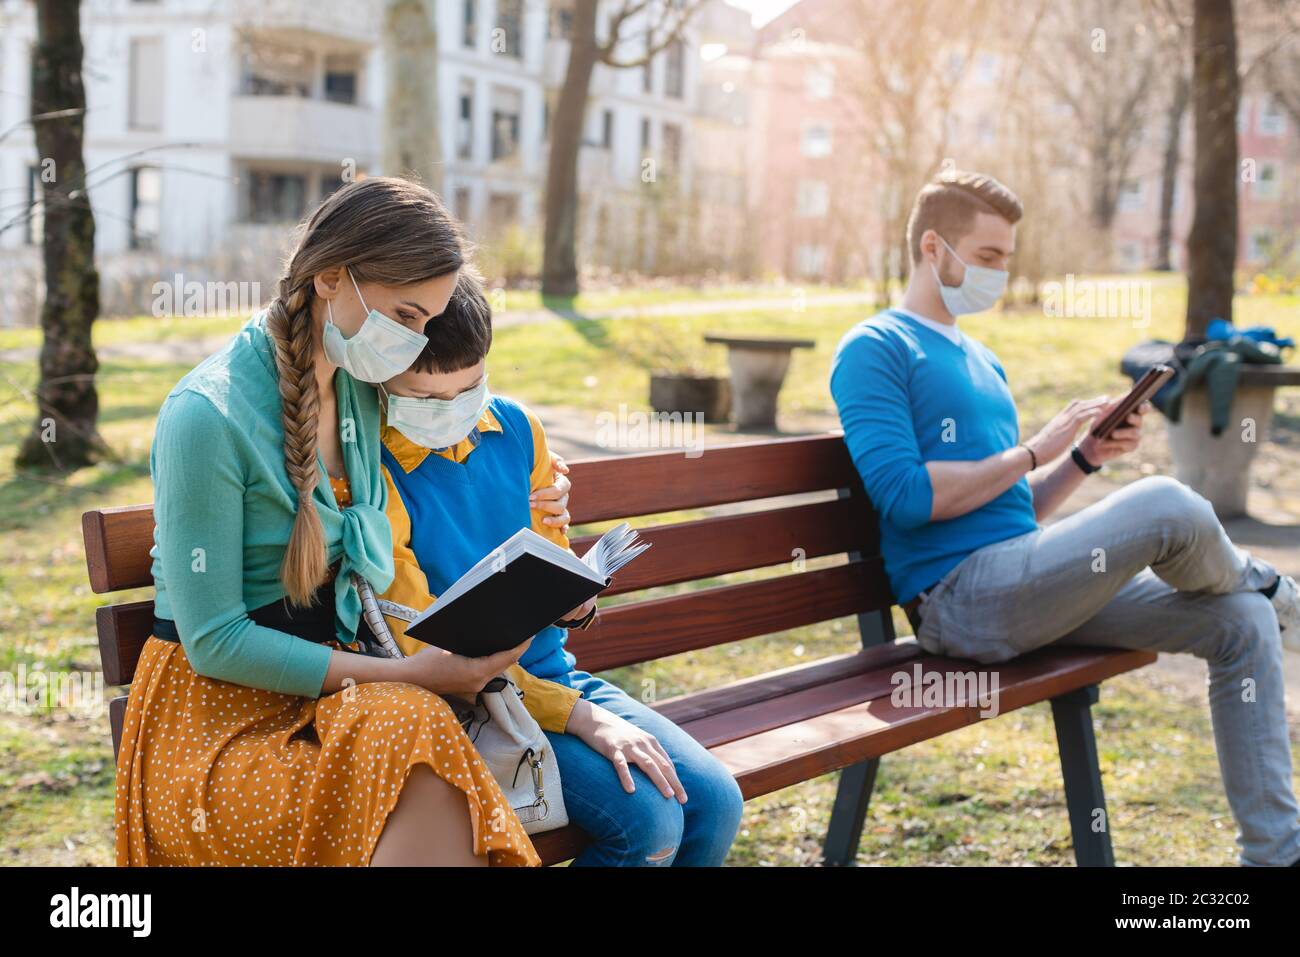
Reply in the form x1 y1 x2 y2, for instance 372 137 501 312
403 523 650 658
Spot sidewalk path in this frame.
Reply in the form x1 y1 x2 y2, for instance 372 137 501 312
0 290 879 365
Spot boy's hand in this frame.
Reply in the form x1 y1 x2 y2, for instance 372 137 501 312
566 699 686 801
530 453 571 532
561 596 597 623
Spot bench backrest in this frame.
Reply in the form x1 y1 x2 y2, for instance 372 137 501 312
83 434 895 753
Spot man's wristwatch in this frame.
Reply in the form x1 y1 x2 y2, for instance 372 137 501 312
1071 444 1101 475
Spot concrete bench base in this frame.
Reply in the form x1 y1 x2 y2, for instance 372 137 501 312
1166 384 1274 518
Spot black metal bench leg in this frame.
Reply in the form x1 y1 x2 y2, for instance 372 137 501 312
1051 684 1115 866
822 757 879 866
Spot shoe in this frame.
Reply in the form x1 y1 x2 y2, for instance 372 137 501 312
1268 574 1300 651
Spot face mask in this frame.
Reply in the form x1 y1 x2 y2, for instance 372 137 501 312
930 237 1008 316
322 269 428 384
382 376 491 450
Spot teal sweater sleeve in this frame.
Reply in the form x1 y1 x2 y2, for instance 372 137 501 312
830 326 935 530
152 390 333 697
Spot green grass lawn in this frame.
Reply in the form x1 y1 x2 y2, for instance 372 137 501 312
1 273 1297 866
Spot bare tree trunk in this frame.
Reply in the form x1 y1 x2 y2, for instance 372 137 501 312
542 0 600 297
382 0 441 191
1185 0 1239 340
1154 70 1191 271
17 0 103 470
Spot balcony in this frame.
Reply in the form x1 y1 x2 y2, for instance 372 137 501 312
231 0 380 44
229 96 378 166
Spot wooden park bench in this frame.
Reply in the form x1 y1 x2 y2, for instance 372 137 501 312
82 434 1155 866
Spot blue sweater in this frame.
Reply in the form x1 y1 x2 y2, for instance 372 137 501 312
830 310 1039 603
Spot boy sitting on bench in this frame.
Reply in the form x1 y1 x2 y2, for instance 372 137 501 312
374 275 743 866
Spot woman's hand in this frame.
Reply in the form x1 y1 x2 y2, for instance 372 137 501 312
398 639 532 697
1024 396 1110 466
530 453 571 532
566 699 687 802
1076 400 1149 467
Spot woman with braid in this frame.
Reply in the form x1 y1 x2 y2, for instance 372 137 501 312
114 178 575 866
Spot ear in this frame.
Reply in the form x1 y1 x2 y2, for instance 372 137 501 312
919 229 943 264
313 266 346 301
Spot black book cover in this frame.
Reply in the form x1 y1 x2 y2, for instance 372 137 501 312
404 552 606 657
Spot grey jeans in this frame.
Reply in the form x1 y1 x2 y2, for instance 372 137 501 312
914 474 1300 866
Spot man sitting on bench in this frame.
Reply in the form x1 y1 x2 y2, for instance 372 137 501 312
830 169 1300 867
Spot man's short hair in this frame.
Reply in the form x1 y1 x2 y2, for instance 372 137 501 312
411 272 493 374
906 170 1023 264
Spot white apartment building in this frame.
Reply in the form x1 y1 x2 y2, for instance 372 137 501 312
0 0 727 321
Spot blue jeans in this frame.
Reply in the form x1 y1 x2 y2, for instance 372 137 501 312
545 672 743 866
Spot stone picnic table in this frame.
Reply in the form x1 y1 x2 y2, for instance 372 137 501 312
1160 364 1300 518
704 334 815 429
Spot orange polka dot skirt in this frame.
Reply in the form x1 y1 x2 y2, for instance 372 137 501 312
114 636 540 866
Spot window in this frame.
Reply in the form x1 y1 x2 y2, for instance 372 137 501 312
796 179 829 218
458 78 475 160
801 122 832 158
323 53 359 104
490 86 522 161
1255 161 1279 200
548 3 573 39
1118 178 1144 212
600 108 614 149
464 0 477 49
495 0 523 59
795 243 827 278
1118 242 1142 270
246 171 307 223
805 66 833 100
1259 96 1286 136
640 116 652 152
129 37 164 130
319 172 346 203
664 40 685 99
487 192 520 233
643 57 654 94
661 122 682 171
1248 228 1275 262
26 166 44 246
453 186 472 224
130 167 161 250
241 42 312 97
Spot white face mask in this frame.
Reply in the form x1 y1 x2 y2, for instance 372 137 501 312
930 236 1008 316
322 269 428 384
381 376 491 450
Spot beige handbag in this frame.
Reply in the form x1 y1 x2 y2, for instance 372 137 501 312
447 678 568 834
355 575 568 834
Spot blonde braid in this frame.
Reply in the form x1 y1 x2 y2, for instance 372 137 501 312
266 277 327 606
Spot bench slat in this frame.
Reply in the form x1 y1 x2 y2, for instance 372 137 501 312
566 433 857 524
569 496 876 597
654 643 918 725
97 600 155 686
710 647 1158 800
82 506 154 594
531 645 1155 865
565 559 890 673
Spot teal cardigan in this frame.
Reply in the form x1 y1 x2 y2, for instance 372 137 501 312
149 313 395 697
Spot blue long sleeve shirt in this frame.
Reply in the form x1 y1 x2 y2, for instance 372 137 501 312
830 309 1039 603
